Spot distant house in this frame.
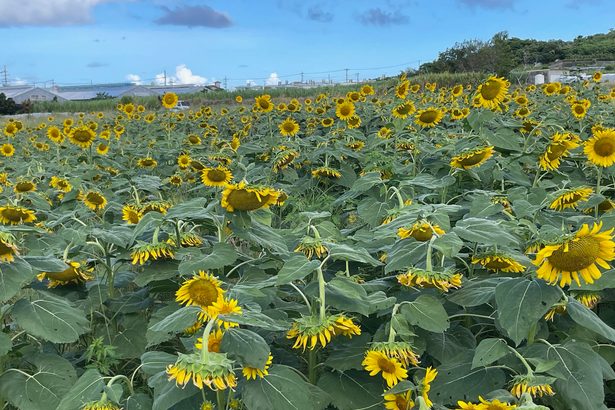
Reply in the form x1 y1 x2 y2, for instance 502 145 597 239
147 82 222 96
0 86 66 104
53 83 157 101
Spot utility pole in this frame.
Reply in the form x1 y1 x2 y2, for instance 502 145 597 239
1 65 8 86
164 70 167 86
300 72 304 83
345 68 349 83
328 74 331 84
223 77 228 89
355 73 359 83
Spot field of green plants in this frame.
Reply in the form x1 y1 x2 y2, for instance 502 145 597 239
1 74 615 410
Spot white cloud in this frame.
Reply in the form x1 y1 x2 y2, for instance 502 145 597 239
266 72 280 86
126 74 142 85
154 65 207 85
10 78 28 86
245 80 257 87
0 0 122 26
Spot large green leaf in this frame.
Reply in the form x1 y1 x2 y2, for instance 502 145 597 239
495 278 560 345
276 253 320 285
447 277 508 307
326 243 382 266
317 370 383 410
56 369 105 410
12 292 90 343
164 198 215 220
325 276 396 316
178 242 237 275
220 328 270 368
567 299 615 342
400 295 449 333
243 365 330 410
453 217 519 246
147 305 201 347
0 257 36 302
471 338 510 369
0 332 11 356
0 353 77 410
219 310 290 331
324 333 371 371
22 256 70 272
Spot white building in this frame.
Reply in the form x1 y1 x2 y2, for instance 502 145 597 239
0 86 66 104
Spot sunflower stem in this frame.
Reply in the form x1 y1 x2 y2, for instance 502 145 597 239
317 265 326 322
105 374 134 395
217 390 225 410
389 186 405 209
152 227 160 244
309 225 321 240
388 303 400 343
425 236 435 272
595 167 603 218
200 319 216 362
174 220 182 247
508 346 534 376
308 348 317 384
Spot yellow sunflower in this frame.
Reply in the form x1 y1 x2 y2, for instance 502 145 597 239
321 117 334 127
510 375 555 398
1 143 15 157
96 143 109 155
166 352 236 391
549 187 593 210
82 191 107 211
195 328 224 352
207 295 242 327
395 79 410 99
176 271 225 310
397 268 463 292
391 101 416 119
201 167 233 187
81 399 122 410
478 397 516 410
242 354 273 380
539 132 580 171
69 126 96 148
220 181 281 212
311 166 341 179
278 118 300 137
50 176 72 193
570 102 588 119
593 71 602 82
335 100 355 120
254 94 274 112
584 128 615 167
398 221 445 241
533 222 615 287
450 146 495 170
0 205 37 225
414 108 444 128
13 180 36 194
362 350 408 387
131 242 174 265
0 232 19 263
471 254 525 272
420 367 437 407
137 157 157 168
384 391 414 410
177 153 192 169
475 76 509 110
37 260 94 288
122 204 142 224
161 92 179 109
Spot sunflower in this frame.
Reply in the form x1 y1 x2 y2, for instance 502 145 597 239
295 236 328 259
574 291 601 309
478 397 517 410
384 391 414 410
472 254 525 272
176 271 225 311
188 134 202 145
69 126 96 148
510 375 555 398
3 122 17 137
455 401 487 410
335 100 355 120
161 92 179 109
221 181 281 212
321 117 334 127
82 191 107 211
533 222 615 287
414 108 444 128
369 341 419 368
593 71 602 82
141 200 171 215
451 84 464 97
570 102 588 119
0 205 37 225
450 146 494 170
272 149 299 172
378 127 393 139
398 221 445 241
450 107 469 121
475 76 509 110
177 153 192 169
14 180 36 194
419 367 437 407
311 166 341 179
397 268 462 292
391 101 416 119
549 187 593 210
514 106 531 118
287 314 359 351
242 354 273 380
395 79 410 99
122 204 142 224
137 157 157 168
254 94 274 112
362 350 408 387
346 115 361 129
0 232 19 263
278 118 300 137
542 82 561 96
131 242 174 265
96 143 109 155
196 328 224 352
81 399 122 410
584 128 615 167
50 176 72 193
201 167 233 187
168 232 203 248
1 143 15 157
361 84 375 96
167 352 236 391
539 132 580 171
37 260 94 288
207 295 242 327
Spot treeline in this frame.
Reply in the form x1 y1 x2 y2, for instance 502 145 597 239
419 30 615 76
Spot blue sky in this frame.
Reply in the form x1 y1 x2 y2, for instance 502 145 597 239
1 0 613 89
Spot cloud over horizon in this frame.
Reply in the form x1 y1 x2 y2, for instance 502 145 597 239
154 64 207 85
356 8 408 26
0 0 116 27
307 6 333 22
155 5 232 28
458 0 516 9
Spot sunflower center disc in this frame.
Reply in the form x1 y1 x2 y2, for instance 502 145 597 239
412 227 433 242
547 237 601 271
480 81 501 100
74 131 92 142
377 357 397 374
187 280 220 306
485 259 512 270
207 170 228 182
459 151 487 167
420 111 438 123
227 189 267 211
87 194 105 205
594 138 615 157
546 143 567 160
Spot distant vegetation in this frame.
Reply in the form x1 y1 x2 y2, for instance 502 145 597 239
419 30 615 77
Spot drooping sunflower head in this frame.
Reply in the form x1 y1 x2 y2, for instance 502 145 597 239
242 354 273 380
397 268 463 292
166 351 236 391
398 221 445 242
0 205 37 225
573 291 601 309
176 271 225 310
82 191 108 212
14 180 37 194
220 181 281 212
378 126 393 139
140 200 171 215
414 107 444 128
137 157 158 168
201 167 233 187
278 118 300 137
549 187 593 211
131 242 175 265
37 260 94 288
533 222 615 287
311 166 341 179
370 341 420 368
450 146 495 170
471 253 525 273
362 350 408 387
81 398 122 410
0 232 19 263
161 92 179 109
475 76 509 110
272 149 299 172
294 236 328 259
510 374 555 398
584 128 615 168
539 132 580 171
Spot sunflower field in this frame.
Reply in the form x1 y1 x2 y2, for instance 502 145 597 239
1 74 615 410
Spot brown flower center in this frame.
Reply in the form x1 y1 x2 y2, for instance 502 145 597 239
593 137 615 157
188 279 220 307
547 237 602 271
419 110 439 124
377 356 397 374
480 81 502 100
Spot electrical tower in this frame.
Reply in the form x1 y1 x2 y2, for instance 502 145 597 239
1 66 8 86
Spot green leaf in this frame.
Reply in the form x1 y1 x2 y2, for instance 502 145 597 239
219 310 290 331
401 173 457 189
89 226 132 248
495 278 560 346
125 393 154 410
472 338 510 369
317 370 383 410
423 326 475 363
134 260 180 286
56 369 105 410
12 292 90 343
140 351 177 376
243 365 330 410
326 243 382 266
150 371 199 410
0 332 11 356
432 232 464 257
178 242 237 275
165 198 215 220
400 295 449 333
485 127 523 151
130 211 164 243
0 257 36 302
276 254 320 285
453 217 519 246
147 305 201 347
220 328 270 368
22 256 69 272
430 352 506 406
448 277 508 307
324 333 371 371
0 353 77 410
325 276 396 316
567 299 615 342
384 239 427 273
